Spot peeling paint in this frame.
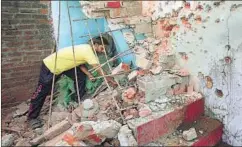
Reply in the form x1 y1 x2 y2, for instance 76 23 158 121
146 1 242 145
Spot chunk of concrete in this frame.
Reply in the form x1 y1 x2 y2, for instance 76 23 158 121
137 74 176 102
139 107 152 117
51 112 70 126
135 55 152 70
1 134 15 146
112 63 130 75
83 99 94 110
150 66 163 75
118 125 137 146
93 120 122 138
13 102 29 118
16 138 31 146
30 119 71 145
128 70 138 81
182 128 197 141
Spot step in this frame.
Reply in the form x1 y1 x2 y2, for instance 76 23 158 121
147 116 223 146
127 92 204 145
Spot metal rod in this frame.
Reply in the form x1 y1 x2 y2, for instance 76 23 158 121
84 19 126 124
67 1 81 107
92 69 134 80
47 1 61 129
78 27 130 39
88 49 133 73
94 19 121 88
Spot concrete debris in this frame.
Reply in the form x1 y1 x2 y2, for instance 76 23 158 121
154 96 171 103
128 70 138 81
30 119 71 145
83 99 94 110
92 120 122 138
123 108 139 120
73 100 99 121
182 128 197 141
150 66 163 75
51 112 70 126
68 122 105 145
138 105 152 117
122 87 137 105
199 130 204 134
13 102 29 118
123 32 135 47
118 125 137 146
1 134 15 147
15 138 31 146
111 62 130 75
137 74 176 102
149 102 167 112
135 55 152 70
109 138 120 146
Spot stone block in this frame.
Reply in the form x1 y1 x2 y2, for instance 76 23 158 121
134 23 152 34
128 70 138 81
30 119 71 145
126 6 142 17
127 95 204 145
137 74 177 102
135 55 152 70
182 128 197 141
124 16 151 25
109 8 127 18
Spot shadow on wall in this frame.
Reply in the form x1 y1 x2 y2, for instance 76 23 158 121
51 1 135 64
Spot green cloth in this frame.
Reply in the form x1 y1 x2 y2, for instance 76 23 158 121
54 75 76 108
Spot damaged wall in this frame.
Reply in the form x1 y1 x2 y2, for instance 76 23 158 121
142 1 242 145
1 1 54 107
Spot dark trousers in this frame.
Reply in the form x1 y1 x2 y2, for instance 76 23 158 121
27 62 86 120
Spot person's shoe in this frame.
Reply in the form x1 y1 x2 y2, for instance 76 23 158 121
27 118 44 130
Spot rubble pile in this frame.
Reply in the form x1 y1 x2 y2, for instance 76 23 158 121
1 2 206 146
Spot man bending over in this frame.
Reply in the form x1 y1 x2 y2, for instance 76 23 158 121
27 37 117 129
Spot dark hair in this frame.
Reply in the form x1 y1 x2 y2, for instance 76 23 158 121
91 37 109 46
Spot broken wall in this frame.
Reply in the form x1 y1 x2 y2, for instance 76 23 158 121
142 1 242 145
1 1 54 108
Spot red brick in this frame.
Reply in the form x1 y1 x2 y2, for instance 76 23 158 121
24 36 35 40
24 40 41 46
40 8 48 15
6 42 23 47
17 25 35 30
38 19 50 24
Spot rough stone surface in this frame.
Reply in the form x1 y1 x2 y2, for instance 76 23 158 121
51 112 70 125
93 120 122 138
135 55 152 70
13 102 29 118
30 119 71 145
128 70 138 81
1 134 15 146
182 128 198 141
16 138 31 146
83 99 94 110
118 125 138 146
137 74 176 102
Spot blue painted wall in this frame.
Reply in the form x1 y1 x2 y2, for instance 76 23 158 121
51 1 135 65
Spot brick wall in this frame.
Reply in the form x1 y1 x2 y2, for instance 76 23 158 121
1 1 54 108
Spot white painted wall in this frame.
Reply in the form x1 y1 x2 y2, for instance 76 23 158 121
143 1 242 145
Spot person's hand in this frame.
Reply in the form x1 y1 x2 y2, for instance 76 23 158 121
88 75 95 82
106 77 118 88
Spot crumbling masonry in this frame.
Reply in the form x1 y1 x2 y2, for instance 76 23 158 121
1 1 242 146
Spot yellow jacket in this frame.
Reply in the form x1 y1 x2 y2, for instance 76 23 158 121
43 44 98 75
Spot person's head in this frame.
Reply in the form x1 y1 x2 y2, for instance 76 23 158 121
90 37 109 53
